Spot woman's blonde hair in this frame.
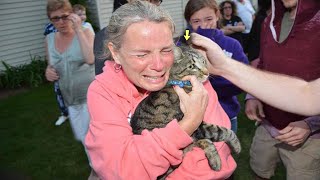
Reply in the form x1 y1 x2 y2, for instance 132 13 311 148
46 0 72 18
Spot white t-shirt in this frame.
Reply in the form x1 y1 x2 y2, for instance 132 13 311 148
233 0 255 34
82 22 95 34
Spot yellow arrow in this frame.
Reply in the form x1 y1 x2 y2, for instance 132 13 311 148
184 30 190 40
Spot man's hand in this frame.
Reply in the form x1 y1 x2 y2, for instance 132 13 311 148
190 33 228 75
245 99 265 121
275 120 311 146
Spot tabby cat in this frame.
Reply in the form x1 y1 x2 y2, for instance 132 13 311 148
130 45 241 179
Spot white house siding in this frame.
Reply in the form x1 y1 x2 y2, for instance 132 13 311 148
89 0 258 35
0 0 255 70
162 0 187 38
86 0 100 29
92 0 188 37
0 0 48 70
96 0 113 29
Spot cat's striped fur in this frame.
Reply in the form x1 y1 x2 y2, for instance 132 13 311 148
130 45 241 179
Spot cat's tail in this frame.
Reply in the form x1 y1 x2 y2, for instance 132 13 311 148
193 122 241 154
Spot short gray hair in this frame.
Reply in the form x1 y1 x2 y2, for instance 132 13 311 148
106 1 175 58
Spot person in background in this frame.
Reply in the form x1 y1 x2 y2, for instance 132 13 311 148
243 0 320 179
44 3 95 126
246 0 271 63
44 3 95 36
85 1 236 179
94 0 163 75
72 4 95 34
219 0 245 45
192 34 320 180
232 0 255 52
44 0 95 175
44 7 65 127
44 22 57 36
177 0 248 133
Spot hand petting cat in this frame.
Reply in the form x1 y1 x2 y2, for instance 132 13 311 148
190 33 228 76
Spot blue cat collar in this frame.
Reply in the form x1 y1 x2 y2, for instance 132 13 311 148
167 80 191 88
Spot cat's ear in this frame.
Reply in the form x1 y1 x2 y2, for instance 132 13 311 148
108 42 121 64
173 46 183 63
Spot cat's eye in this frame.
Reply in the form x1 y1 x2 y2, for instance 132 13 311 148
188 64 194 69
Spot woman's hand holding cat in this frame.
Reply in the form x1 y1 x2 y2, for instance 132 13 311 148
174 75 208 135
190 33 230 76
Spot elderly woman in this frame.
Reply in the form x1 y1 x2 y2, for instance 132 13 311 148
45 0 94 145
85 1 236 179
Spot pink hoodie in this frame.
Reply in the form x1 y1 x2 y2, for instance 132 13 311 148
85 61 236 180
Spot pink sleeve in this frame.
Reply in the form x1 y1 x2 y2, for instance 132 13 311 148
85 81 193 180
167 81 236 180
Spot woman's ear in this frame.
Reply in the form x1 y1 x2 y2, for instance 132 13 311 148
108 42 121 64
216 10 221 21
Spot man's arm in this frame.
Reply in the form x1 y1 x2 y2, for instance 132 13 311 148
218 59 320 116
191 33 320 116
225 22 245 33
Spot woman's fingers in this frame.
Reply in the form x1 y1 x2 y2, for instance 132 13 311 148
68 13 82 30
181 75 203 91
175 75 209 135
45 66 59 81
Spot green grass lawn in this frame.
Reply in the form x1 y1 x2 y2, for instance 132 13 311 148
0 84 285 179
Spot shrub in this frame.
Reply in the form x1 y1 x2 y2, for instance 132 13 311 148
0 55 47 89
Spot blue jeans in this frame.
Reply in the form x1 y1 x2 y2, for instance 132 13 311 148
230 116 238 133
54 81 69 116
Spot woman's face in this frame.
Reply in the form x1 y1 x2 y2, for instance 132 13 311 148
222 3 233 16
110 21 174 92
189 7 219 31
49 9 72 33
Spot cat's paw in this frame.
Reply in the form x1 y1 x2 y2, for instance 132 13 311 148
196 139 221 171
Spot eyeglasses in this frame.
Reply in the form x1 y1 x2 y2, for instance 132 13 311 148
50 15 69 22
223 6 232 10
150 0 162 5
